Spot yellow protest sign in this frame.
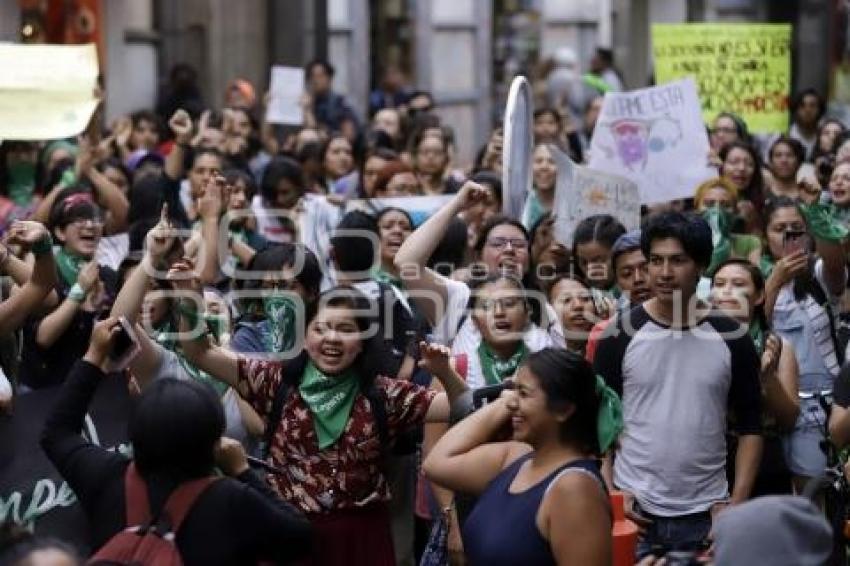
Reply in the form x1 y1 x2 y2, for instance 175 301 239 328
651 24 791 133
0 43 99 141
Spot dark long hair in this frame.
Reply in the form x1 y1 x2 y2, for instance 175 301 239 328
710 258 769 331
719 141 766 210
526 348 601 455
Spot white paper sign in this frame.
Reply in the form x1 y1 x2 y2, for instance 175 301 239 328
266 66 304 125
552 146 640 247
588 78 714 204
502 76 534 220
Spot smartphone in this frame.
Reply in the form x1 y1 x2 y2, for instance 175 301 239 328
783 230 809 256
107 316 141 372
472 382 511 410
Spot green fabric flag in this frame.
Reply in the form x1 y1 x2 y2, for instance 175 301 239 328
595 375 623 453
7 162 36 206
299 361 360 449
749 322 766 356
478 341 528 386
374 269 404 291
799 202 849 243
54 248 87 287
263 294 298 354
702 207 733 276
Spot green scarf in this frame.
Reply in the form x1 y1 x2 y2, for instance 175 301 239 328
299 361 360 449
478 341 528 386
154 321 229 397
55 248 87 287
596 375 623 453
759 254 775 279
263 294 298 354
7 162 36 206
702 207 733 276
749 321 766 356
374 268 404 291
799 202 850 243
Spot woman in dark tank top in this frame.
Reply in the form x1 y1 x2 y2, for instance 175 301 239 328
423 348 616 566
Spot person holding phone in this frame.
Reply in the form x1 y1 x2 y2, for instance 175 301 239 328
40 317 312 565
760 196 848 491
711 259 800 495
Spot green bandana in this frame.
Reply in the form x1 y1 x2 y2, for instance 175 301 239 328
759 254 775 279
702 207 733 276
478 341 528 386
299 361 360 449
374 269 404 291
7 162 36 206
799 202 850 243
749 322 766 356
55 248 87 287
154 321 229 397
596 375 623 453
262 294 298 354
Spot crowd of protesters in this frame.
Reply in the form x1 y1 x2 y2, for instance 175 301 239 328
0 50 847 566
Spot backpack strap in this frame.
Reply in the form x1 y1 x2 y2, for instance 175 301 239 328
161 476 221 533
124 463 152 527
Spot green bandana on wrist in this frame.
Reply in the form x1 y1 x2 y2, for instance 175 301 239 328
262 294 298 354
299 361 360 449
799 202 849 243
595 375 623 453
702 207 733 276
55 248 88 287
478 341 528 386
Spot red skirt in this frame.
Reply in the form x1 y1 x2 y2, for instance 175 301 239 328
300 503 396 566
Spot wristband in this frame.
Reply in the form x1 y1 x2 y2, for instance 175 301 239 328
31 234 53 256
68 283 87 303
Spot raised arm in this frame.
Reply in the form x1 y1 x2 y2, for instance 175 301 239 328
167 259 239 387
394 181 488 325
418 342 469 422
0 222 58 335
82 164 129 235
196 176 224 286
164 109 194 181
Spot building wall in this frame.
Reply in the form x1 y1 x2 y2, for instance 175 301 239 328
104 0 158 122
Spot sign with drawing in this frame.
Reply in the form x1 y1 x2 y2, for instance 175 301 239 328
551 145 640 248
588 78 715 204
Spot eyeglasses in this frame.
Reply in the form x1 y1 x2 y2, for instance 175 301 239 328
476 296 524 312
486 237 528 250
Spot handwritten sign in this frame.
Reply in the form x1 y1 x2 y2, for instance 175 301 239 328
652 23 792 133
551 145 640 247
0 43 100 140
588 78 715 204
0 377 132 552
266 66 305 125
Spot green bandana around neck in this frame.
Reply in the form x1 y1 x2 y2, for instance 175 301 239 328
702 207 733 276
299 361 360 449
7 162 36 206
55 248 87 287
262 294 298 354
749 321 766 356
595 375 623 453
478 341 528 386
374 268 404 291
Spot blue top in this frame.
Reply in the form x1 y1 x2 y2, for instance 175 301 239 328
462 453 604 566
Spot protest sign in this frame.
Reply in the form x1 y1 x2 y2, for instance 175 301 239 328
502 76 534 220
0 43 100 140
588 78 715 204
345 195 453 226
266 66 305 125
551 145 640 248
652 23 792 133
0 377 133 552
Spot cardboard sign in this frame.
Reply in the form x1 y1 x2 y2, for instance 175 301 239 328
551 145 640 247
588 78 715 204
652 23 792 133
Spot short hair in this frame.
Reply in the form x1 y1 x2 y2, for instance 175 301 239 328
792 88 826 121
595 47 614 66
130 109 161 133
247 243 323 300
260 156 305 204
223 167 257 200
641 211 713 269
191 146 225 170
49 187 101 231
470 170 503 208
533 107 563 127
474 215 530 256
768 135 806 165
331 210 379 273
694 177 739 208
129 378 225 480
611 229 642 268
306 59 335 78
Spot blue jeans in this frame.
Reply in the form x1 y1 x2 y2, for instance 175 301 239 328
634 504 712 560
